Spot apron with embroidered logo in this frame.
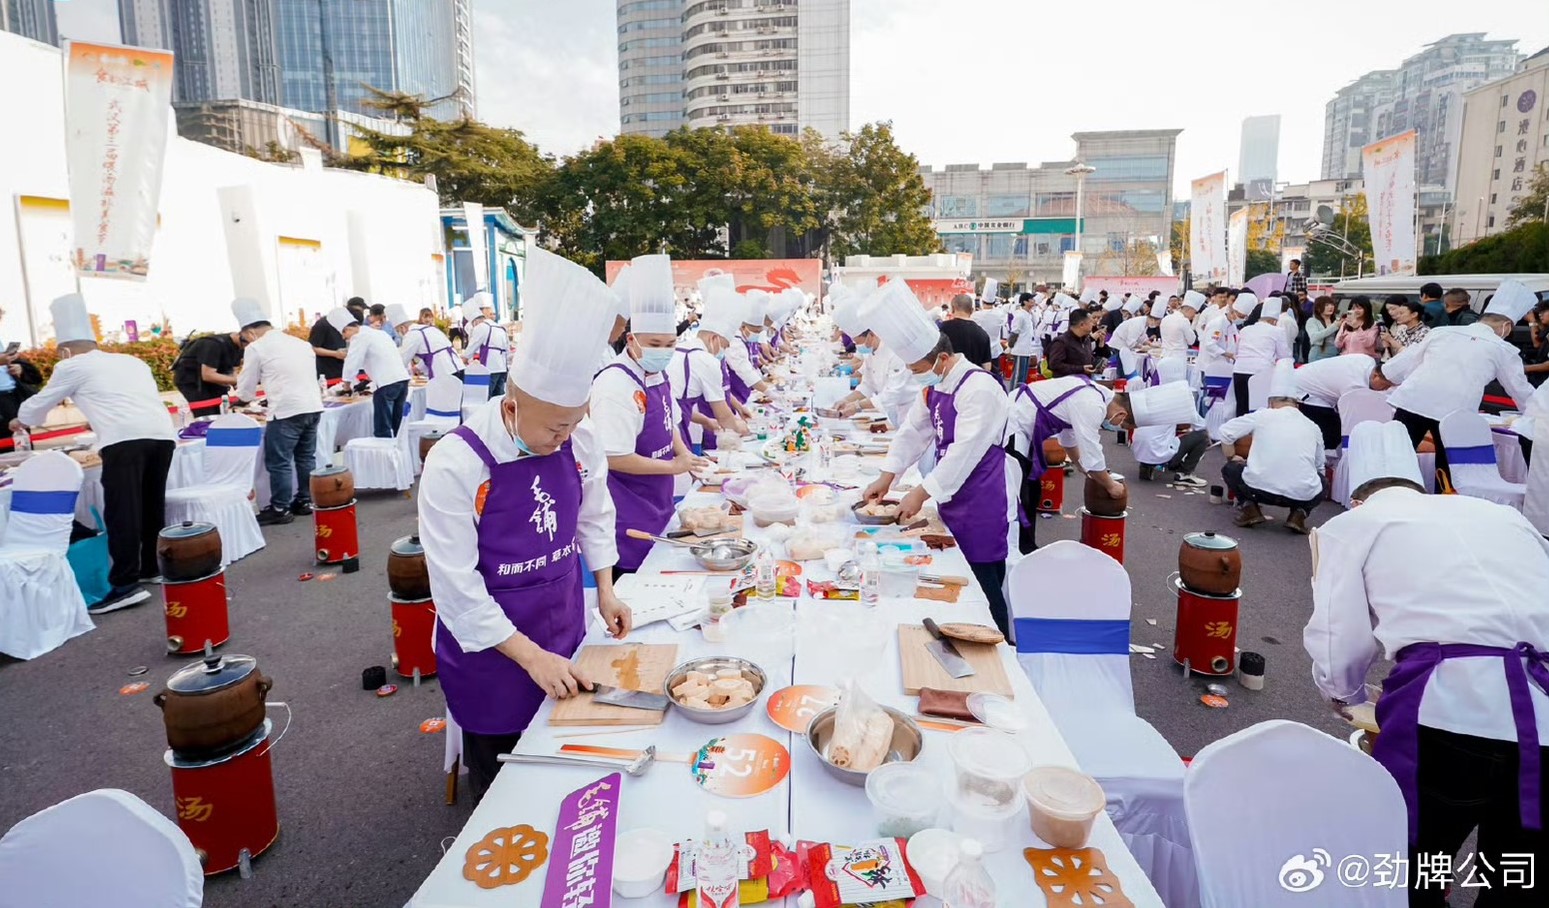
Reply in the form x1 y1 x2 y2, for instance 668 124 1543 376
675 348 717 453
435 427 584 735
926 369 1009 563
1016 378 1099 477
601 364 676 570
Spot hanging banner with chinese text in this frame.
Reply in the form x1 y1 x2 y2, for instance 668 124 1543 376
1061 251 1082 289
63 41 174 280
1361 131 1417 275
1189 172 1227 285
462 201 489 296
1227 207 1249 287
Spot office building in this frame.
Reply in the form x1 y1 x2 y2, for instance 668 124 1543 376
1452 47 1549 246
2 0 58 45
167 0 284 105
1322 71 1398 181
921 129 1182 285
619 0 850 140
119 0 172 49
1238 115 1280 200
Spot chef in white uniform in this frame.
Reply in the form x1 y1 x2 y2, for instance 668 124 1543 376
1156 294 1198 360
400 309 463 382
461 292 509 401
1006 293 1042 387
1383 279 1539 489
1229 293 1289 418
1288 353 1393 450
1305 420 1549 897
418 248 629 802
1218 358 1323 533
1132 356 1209 486
341 305 412 438
1523 380 1549 537
834 290 914 426
724 291 771 406
668 275 747 453
1110 297 1156 380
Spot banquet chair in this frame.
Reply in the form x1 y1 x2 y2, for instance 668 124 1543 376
405 373 465 473
163 414 266 565
1202 363 1237 442
1009 541 1195 908
1438 410 1526 508
0 451 93 660
1186 720 1407 907
345 398 416 492
0 788 203 908
1246 370 1272 412
460 372 494 415
1329 389 1396 507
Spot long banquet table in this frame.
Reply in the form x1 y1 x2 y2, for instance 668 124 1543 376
407 476 1165 908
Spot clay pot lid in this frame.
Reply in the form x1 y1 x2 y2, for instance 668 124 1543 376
390 534 425 557
313 465 349 477
166 652 258 694
1182 530 1238 551
159 520 217 539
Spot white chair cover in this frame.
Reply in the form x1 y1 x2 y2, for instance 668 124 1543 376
0 788 203 908
1247 370 1272 411
163 414 265 566
0 452 92 660
345 398 415 491
1009 541 1195 907
1186 721 1407 908
1439 410 1526 507
460 371 495 414
1329 390 1396 507
405 374 465 473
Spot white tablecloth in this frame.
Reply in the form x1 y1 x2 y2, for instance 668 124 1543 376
407 479 1164 908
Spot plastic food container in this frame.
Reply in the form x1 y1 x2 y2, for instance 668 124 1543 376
879 554 920 598
947 783 1022 853
612 828 673 899
1022 766 1107 848
747 490 801 527
905 828 962 896
947 728 1034 811
865 761 943 838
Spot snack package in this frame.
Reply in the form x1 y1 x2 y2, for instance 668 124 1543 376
806 580 860 601
826 679 892 773
667 830 774 905
807 839 925 908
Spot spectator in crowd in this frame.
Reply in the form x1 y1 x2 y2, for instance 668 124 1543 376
1285 258 1308 300
171 329 243 412
1417 281 1446 327
938 294 994 370
1306 296 1340 361
1381 295 1429 358
1045 308 1097 378
0 307 42 425
309 307 348 382
1434 287 1479 328
1526 302 1549 385
418 308 436 327
1336 297 1382 358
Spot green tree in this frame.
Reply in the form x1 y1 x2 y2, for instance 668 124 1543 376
1506 163 1549 228
1169 218 1190 278
824 122 940 259
1245 249 1281 277
1420 221 1549 274
1302 193 1374 279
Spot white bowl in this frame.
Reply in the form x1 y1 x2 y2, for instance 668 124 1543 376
612 828 673 899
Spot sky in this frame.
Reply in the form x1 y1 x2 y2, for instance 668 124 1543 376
54 0 1549 195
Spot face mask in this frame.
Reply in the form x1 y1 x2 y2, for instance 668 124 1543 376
855 344 873 356
638 347 674 373
714 347 727 361
910 363 944 389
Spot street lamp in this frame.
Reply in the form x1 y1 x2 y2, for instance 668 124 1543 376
1065 163 1096 260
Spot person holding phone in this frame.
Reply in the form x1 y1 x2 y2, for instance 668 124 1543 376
1336 297 1383 358
0 333 41 425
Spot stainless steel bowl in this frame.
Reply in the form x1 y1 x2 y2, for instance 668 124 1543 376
692 538 759 572
663 656 767 725
805 705 924 786
850 501 900 525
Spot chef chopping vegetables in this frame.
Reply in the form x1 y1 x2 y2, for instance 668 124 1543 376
418 248 632 802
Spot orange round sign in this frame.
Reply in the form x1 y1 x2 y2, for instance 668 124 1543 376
690 733 790 798
633 390 648 414
765 685 840 733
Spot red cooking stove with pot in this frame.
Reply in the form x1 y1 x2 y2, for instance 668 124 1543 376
1172 578 1240 676
163 571 230 655
390 595 437 678
165 720 280 875
1078 509 1128 563
313 501 360 572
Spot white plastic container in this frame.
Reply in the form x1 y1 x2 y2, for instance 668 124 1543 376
612 828 673 899
947 783 1022 853
947 727 1034 811
905 828 962 897
879 554 920 599
865 761 942 838
1022 766 1107 848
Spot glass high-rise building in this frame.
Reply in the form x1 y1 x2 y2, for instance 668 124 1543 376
2 0 59 46
168 0 284 105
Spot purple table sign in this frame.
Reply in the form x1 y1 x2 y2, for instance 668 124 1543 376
541 773 621 908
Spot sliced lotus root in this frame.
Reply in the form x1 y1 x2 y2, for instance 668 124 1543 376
937 623 1004 645
1023 847 1134 908
463 824 551 890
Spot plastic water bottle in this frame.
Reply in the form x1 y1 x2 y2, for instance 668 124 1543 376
754 547 776 601
11 428 32 453
859 541 881 607
817 432 832 471
942 838 995 908
318 373 328 397
695 810 740 908
220 392 231 415
702 583 733 643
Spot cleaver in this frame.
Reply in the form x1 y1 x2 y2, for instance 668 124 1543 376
922 617 975 679
590 684 671 711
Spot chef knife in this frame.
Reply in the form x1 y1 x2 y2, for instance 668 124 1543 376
590 685 671 711
921 617 976 679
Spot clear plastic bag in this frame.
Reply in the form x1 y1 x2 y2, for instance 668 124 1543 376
827 678 893 772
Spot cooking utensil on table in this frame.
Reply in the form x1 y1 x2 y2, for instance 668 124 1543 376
590 685 671 712
624 529 759 572
498 745 656 776
662 656 767 725
918 573 970 588
921 618 975 679
805 705 924 787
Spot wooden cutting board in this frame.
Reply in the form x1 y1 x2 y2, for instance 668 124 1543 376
548 643 679 727
898 625 1013 697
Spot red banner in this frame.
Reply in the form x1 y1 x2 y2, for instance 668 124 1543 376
605 259 821 298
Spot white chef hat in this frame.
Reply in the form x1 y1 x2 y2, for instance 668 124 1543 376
325 306 357 333
865 279 939 364
1033 292 1047 306
509 248 619 407
1154 355 1188 385
1261 296 1284 321
609 265 634 321
1267 358 1297 399
832 287 869 336
981 278 999 302
745 289 771 325
50 294 94 343
1149 298 1169 319
698 274 745 341
1122 297 1145 314
1055 293 1078 310
231 297 268 330
386 303 412 327
1486 279 1536 323
776 287 805 325
1181 290 1206 311
1079 287 1099 304
1348 420 1423 496
460 291 491 322
1232 292 1258 316
1128 382 1197 427
1102 299 1122 312
626 254 679 336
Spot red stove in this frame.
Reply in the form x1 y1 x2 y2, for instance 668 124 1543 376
163 570 231 655
313 500 360 572
1172 577 1240 676
1078 508 1127 563
391 595 438 678
165 720 280 875
1036 468 1065 513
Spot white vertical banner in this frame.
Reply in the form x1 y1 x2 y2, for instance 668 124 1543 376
462 201 488 295
1361 130 1418 275
1227 207 1249 286
1061 251 1083 289
1155 249 1174 277
1189 171 1228 285
63 41 175 280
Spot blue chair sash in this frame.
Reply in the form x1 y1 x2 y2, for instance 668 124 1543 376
426 407 461 418
11 489 79 515
206 427 263 447
464 373 492 387
1014 617 1131 655
1447 444 1496 466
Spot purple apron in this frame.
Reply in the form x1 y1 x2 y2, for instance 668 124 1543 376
414 326 455 380
926 369 1009 563
1372 641 1549 841
675 348 717 453
475 324 505 367
725 357 751 406
746 337 763 370
601 364 676 570
435 426 585 735
1015 378 1098 476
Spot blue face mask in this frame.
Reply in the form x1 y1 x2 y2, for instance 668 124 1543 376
910 363 944 389
638 347 674 373
714 347 728 361
512 434 537 457
855 344 874 356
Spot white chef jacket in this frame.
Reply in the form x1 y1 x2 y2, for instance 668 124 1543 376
236 330 325 420
1157 312 1197 360
418 398 618 652
1007 309 1038 356
1384 323 1537 420
1195 308 1236 371
400 324 463 379
590 351 680 458
971 309 1007 349
342 324 411 389
1282 311 1301 354
1005 375 1114 474
19 350 175 449
1305 487 1549 741
464 321 509 374
1218 406 1324 501
724 334 763 392
882 357 1007 504
1293 354 1376 409
856 343 914 426
667 334 726 405
1232 322 1289 375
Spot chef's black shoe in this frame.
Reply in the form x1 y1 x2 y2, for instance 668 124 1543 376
256 506 295 526
89 585 150 614
289 499 314 516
